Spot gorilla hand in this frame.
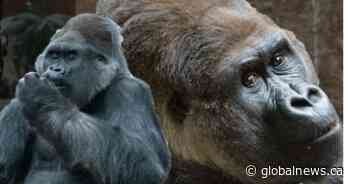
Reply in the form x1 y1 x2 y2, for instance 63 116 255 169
15 72 70 122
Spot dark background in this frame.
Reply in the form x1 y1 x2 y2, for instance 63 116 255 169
0 0 343 117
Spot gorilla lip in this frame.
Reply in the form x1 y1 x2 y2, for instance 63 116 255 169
47 79 67 90
48 79 68 92
312 121 340 143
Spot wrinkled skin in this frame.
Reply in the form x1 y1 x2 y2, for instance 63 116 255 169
0 14 170 184
97 0 342 183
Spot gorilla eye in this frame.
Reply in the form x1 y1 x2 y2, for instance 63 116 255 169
96 55 107 63
271 54 285 67
67 50 78 60
47 50 60 60
242 72 259 88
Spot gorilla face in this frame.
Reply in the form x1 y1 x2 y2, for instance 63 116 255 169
198 17 341 182
35 30 118 108
155 8 341 183
221 31 338 143
220 30 340 142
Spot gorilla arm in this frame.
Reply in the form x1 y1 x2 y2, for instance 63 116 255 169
57 111 166 184
0 99 33 183
16 72 166 184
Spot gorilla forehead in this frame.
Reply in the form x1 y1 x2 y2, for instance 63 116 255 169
51 13 123 57
182 7 318 84
200 7 284 51
51 30 86 45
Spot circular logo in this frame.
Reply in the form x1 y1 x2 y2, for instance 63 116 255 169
246 165 257 177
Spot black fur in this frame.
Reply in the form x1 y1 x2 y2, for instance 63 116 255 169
0 14 170 184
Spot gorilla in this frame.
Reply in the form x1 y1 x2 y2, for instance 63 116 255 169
0 14 170 184
97 0 342 183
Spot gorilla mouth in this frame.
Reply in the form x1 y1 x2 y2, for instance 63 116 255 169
41 74 67 89
50 80 68 91
313 121 341 143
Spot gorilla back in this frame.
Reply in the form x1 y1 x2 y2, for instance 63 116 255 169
0 14 170 184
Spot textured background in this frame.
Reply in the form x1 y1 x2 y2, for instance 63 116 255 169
1 0 343 117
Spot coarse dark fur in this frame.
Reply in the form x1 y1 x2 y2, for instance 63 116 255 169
0 14 170 184
97 0 342 183
0 13 69 98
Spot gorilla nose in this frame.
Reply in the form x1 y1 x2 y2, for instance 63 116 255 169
290 97 312 108
289 86 322 109
284 84 335 119
273 84 341 143
48 65 65 76
43 64 66 81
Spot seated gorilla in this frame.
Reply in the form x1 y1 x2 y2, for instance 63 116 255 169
97 0 342 183
0 14 170 184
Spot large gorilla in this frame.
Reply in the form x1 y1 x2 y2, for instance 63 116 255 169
97 0 342 183
0 14 170 184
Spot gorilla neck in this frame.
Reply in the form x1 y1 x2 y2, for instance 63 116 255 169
157 98 244 183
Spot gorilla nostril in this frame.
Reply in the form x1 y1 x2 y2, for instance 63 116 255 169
49 66 64 74
290 97 312 108
307 88 321 103
53 68 62 72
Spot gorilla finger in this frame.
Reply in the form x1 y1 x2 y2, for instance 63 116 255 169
15 78 25 97
38 77 59 91
17 78 25 86
40 76 53 84
22 73 39 86
24 72 40 79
